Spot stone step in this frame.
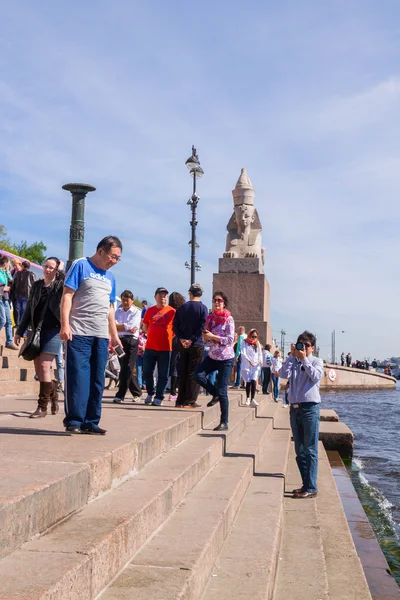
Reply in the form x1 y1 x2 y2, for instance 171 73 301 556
319 421 354 458
101 413 274 600
0 397 274 599
202 427 291 600
0 397 209 560
316 450 372 600
0 379 39 395
273 442 330 600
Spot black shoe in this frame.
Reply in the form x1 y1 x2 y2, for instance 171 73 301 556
66 425 81 434
213 423 228 431
207 396 219 407
82 426 107 435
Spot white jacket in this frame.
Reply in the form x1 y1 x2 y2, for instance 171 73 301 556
241 341 263 382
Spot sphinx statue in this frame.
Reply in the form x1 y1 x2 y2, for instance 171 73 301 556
223 168 265 264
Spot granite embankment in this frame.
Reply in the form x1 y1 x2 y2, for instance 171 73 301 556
1 339 399 599
322 364 396 389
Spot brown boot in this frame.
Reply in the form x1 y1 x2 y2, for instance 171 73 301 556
50 380 59 415
29 381 52 418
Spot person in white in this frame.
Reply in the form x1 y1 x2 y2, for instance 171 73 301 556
241 328 263 407
113 290 142 403
271 349 283 402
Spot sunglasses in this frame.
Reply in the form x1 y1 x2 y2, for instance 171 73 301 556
213 298 224 303
251 335 258 339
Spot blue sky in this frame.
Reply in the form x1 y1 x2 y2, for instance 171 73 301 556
1 0 400 360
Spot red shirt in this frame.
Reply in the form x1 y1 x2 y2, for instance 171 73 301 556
143 305 176 351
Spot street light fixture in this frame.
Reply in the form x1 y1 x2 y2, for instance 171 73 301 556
185 145 204 285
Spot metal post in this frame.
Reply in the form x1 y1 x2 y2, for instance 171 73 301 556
331 329 336 364
190 173 197 286
185 146 203 285
62 183 96 271
280 329 286 356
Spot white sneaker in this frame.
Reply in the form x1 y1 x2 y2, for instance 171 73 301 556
245 397 251 406
153 398 163 406
144 395 153 405
250 399 259 407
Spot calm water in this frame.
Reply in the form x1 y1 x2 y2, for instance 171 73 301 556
322 385 400 584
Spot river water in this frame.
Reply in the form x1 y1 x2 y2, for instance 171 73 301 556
322 385 400 585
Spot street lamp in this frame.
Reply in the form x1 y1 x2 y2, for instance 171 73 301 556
185 145 204 285
62 183 96 270
331 329 345 364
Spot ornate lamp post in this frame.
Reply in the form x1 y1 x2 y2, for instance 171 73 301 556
185 146 204 285
62 183 96 270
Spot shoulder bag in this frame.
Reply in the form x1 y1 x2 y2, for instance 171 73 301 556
19 287 52 362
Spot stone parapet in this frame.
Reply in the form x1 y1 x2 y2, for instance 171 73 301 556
322 364 396 389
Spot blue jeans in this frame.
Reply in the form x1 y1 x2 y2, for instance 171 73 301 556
271 374 280 400
17 297 28 325
205 370 217 396
234 354 242 386
143 349 171 400
64 335 109 429
56 342 64 383
136 355 144 388
195 356 235 425
0 298 13 345
290 402 320 493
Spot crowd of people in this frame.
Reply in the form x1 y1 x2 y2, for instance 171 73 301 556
340 352 379 371
1 235 325 498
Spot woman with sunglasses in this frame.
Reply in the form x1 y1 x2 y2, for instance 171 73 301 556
241 328 263 407
194 291 235 431
271 349 283 402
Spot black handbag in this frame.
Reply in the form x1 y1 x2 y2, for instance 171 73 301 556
19 328 41 361
19 287 52 362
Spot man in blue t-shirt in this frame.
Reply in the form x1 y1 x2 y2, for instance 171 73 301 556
60 236 122 434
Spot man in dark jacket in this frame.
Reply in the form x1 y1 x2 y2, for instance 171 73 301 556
173 283 208 408
12 261 36 324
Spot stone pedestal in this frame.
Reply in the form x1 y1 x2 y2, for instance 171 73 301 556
213 168 271 345
212 268 271 345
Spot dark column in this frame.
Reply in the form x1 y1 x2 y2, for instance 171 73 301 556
62 183 96 271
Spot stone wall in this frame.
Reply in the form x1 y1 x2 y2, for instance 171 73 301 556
321 364 396 389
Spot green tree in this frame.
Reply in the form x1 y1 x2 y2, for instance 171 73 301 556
13 240 47 265
0 225 47 265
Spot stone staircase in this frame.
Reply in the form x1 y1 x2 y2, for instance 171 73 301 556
0 330 39 395
0 387 375 600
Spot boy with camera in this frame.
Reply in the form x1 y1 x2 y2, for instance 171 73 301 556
279 331 324 498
